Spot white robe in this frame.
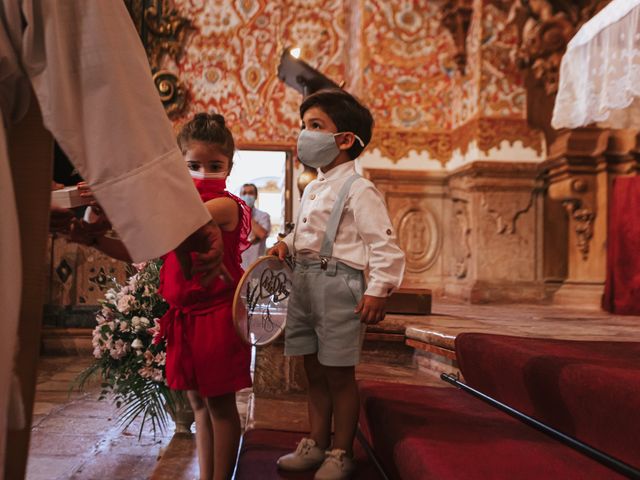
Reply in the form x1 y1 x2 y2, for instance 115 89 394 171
0 1 210 473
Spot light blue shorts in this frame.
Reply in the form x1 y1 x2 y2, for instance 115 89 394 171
285 256 366 367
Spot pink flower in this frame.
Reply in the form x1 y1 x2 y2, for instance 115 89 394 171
116 295 135 314
110 339 130 359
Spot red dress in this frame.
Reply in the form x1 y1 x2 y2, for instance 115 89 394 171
159 182 252 397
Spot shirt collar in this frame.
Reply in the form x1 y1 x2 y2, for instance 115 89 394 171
316 161 356 181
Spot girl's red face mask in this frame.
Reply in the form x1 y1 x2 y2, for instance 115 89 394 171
189 171 227 202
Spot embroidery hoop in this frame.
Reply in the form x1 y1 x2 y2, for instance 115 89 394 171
232 256 293 346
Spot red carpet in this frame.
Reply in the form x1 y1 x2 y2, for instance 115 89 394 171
235 429 382 480
603 176 640 314
359 381 624 480
456 333 640 469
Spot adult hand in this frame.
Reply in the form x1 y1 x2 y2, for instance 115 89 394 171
77 181 97 206
266 241 289 261
175 220 231 286
355 295 387 324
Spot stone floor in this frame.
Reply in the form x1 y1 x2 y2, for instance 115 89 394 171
25 357 250 480
26 300 640 479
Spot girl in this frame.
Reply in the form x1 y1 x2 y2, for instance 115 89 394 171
71 113 252 480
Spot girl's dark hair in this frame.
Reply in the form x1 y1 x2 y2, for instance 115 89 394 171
177 113 235 161
300 89 374 160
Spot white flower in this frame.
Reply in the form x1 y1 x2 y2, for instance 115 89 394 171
131 338 144 350
92 346 102 359
119 321 128 332
131 316 141 329
139 317 150 328
105 289 117 303
96 314 107 325
116 295 134 314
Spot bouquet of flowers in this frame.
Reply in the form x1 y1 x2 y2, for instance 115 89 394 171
75 260 188 438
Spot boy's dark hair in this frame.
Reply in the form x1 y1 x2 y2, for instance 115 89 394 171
177 112 235 161
300 89 374 160
242 183 258 196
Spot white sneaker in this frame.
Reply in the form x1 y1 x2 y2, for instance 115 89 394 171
314 449 355 480
277 437 326 472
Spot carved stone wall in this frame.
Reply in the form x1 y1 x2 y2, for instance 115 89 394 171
366 162 548 303
364 169 448 293
445 162 546 302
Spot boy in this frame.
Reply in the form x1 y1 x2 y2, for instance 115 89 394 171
268 89 405 480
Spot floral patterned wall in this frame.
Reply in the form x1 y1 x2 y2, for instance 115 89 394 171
171 0 349 147
479 2 526 118
166 0 539 164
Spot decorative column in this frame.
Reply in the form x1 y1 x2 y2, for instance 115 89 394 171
542 129 639 306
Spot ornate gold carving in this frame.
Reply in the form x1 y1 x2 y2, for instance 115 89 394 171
370 118 543 164
296 165 317 196
453 118 544 157
504 0 611 95
396 206 440 273
125 0 191 118
452 199 471 279
369 130 452 165
441 0 474 73
563 200 595 261
153 70 187 118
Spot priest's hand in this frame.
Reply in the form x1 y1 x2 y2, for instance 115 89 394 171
355 295 387 324
175 220 231 286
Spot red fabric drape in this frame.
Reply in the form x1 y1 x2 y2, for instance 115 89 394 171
603 177 640 314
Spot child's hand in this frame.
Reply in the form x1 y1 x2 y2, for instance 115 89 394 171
267 241 289 261
355 295 387 324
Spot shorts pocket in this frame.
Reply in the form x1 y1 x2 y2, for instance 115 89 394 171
340 274 364 305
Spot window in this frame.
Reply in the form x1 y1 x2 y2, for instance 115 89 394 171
227 150 291 248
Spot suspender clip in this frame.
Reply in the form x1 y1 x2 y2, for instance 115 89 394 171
320 257 328 270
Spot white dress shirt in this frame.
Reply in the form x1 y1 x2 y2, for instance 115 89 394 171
283 161 405 297
0 0 210 262
241 207 271 270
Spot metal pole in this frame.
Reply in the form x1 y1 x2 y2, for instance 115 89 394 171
356 428 391 480
441 373 640 480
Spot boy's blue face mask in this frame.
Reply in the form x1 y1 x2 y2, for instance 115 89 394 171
297 130 365 169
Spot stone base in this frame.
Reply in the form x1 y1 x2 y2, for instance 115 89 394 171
444 280 549 304
552 282 605 309
41 327 93 355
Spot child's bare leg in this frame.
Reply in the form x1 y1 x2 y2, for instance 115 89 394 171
304 354 332 449
187 390 214 480
324 366 358 455
205 393 241 480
